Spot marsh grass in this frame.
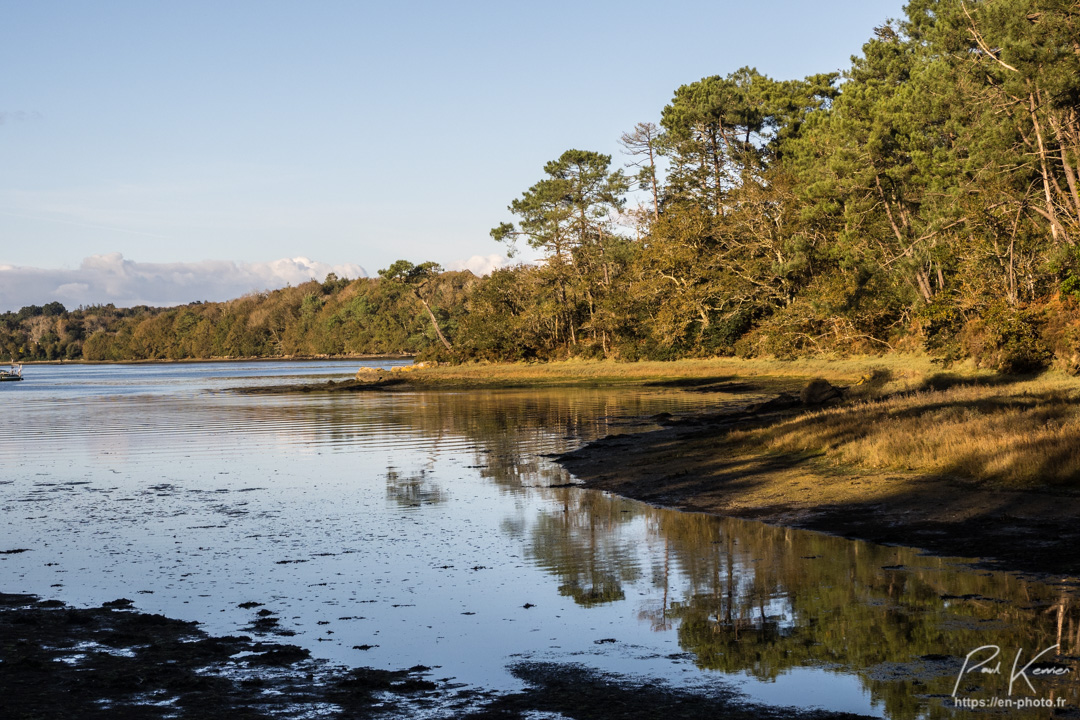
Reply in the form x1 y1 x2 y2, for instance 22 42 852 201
396 356 1080 486
732 374 1080 487
406 355 947 388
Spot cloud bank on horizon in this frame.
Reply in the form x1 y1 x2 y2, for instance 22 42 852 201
0 252 514 313
445 254 509 277
0 254 368 312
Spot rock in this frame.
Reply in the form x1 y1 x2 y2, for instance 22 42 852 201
745 393 801 414
799 379 842 405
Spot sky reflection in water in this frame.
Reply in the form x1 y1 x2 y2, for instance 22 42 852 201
1 361 1078 719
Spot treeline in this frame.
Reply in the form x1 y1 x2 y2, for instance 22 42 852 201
0 272 475 361
464 0 1080 372
7 0 1080 370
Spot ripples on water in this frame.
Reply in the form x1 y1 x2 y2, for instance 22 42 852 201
2 361 1078 718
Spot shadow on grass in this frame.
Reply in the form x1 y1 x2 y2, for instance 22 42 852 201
917 371 1029 392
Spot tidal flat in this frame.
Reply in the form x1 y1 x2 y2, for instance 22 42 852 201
3 360 1080 719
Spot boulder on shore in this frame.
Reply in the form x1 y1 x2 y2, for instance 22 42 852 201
799 379 842 405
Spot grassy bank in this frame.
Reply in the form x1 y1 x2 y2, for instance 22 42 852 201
548 360 1080 575
290 353 1077 489
412 357 1078 489
367 355 954 388
727 370 1080 488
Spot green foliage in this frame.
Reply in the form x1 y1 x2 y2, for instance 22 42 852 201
962 305 1051 374
1061 272 1080 300
919 301 966 364
6 271 476 362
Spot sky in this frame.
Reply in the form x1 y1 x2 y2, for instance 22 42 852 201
0 0 907 312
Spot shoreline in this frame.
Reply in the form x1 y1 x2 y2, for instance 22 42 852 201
556 395 1080 580
237 356 898 392
18 354 413 366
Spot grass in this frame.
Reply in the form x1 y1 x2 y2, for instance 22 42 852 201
373 354 950 388
730 370 1080 487
366 355 1080 487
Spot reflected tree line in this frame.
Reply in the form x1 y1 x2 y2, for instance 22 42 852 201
522 490 1080 719
380 390 1080 719
225 387 1080 718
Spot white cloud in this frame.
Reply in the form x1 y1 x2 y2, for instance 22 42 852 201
0 253 367 312
446 253 510 276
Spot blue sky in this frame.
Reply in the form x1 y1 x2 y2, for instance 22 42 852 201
0 0 906 310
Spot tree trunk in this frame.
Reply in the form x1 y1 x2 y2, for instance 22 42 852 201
647 143 660 220
915 270 933 302
875 174 907 246
415 293 453 352
709 124 724 216
1029 88 1063 243
1050 111 1080 222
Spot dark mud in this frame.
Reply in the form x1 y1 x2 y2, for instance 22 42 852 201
0 592 442 719
236 376 407 394
0 593 874 719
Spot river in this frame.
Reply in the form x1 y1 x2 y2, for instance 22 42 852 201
1 360 1077 718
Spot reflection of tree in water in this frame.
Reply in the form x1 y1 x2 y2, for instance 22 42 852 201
247 387 1080 718
526 490 643 607
384 467 447 507
651 512 1080 720
379 389 721 490
638 531 675 632
221 387 721 489
515 488 1080 719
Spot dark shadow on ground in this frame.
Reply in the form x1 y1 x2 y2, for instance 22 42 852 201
917 371 1028 392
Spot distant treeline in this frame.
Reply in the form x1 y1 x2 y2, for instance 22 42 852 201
8 0 1080 371
0 272 475 362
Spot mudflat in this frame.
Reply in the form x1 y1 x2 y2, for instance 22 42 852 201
0 592 874 720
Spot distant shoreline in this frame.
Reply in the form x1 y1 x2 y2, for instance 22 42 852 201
17 354 414 366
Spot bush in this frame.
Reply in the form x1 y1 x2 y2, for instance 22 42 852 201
961 305 1050 374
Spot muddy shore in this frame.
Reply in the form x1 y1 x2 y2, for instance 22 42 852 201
556 395 1080 580
0 592 873 720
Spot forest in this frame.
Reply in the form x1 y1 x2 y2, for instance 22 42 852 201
4 0 1080 371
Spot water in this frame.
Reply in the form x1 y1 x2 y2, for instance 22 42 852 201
1 361 1078 718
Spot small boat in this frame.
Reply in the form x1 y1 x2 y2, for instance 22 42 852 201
0 362 23 382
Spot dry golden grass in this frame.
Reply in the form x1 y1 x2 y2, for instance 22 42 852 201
732 373 1080 487
394 355 1080 486
404 354 946 388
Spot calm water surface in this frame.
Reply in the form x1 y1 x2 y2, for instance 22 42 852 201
2 361 1079 718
